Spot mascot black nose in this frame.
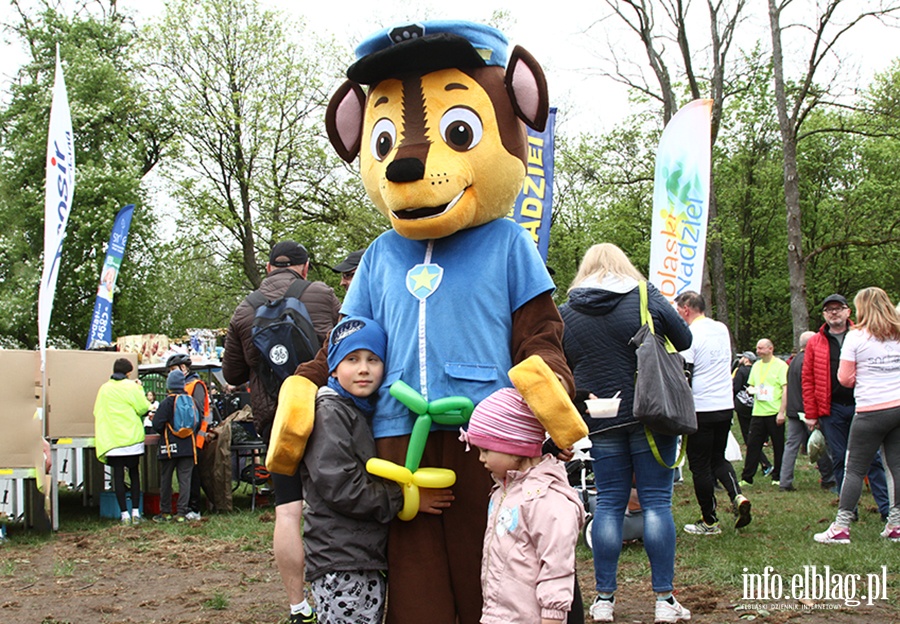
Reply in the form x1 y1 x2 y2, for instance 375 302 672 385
386 158 425 182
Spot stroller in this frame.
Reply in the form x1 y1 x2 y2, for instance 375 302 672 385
563 437 597 550
562 437 644 551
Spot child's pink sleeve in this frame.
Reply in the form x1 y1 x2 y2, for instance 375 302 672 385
527 490 584 620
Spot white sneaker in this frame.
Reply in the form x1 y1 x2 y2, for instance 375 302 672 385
813 523 850 544
184 511 202 521
655 597 691 623
590 596 615 622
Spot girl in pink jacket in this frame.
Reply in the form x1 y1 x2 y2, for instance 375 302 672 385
461 387 585 624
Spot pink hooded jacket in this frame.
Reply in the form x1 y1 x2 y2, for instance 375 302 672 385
481 455 585 623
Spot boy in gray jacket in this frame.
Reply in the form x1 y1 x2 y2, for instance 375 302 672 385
300 317 454 622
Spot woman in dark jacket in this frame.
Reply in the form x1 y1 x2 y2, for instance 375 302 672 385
559 244 692 623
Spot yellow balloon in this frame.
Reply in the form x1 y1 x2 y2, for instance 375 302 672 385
366 458 412 484
411 467 457 489
398 482 420 521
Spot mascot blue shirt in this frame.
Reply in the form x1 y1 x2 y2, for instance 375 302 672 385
342 218 554 439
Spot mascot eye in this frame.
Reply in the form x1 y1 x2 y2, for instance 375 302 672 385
440 107 482 151
370 118 397 161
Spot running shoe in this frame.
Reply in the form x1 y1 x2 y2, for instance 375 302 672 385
655 596 691 622
734 495 752 529
590 595 615 622
683 521 721 535
880 525 900 542
814 523 850 544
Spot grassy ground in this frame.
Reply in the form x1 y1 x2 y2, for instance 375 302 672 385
2 448 900 623
581 435 900 622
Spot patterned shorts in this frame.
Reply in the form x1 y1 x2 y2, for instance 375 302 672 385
309 570 386 624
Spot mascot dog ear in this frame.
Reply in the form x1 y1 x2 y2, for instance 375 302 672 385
506 45 549 132
325 81 367 164
325 45 550 162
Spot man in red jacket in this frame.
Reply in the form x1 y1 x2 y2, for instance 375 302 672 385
801 293 889 520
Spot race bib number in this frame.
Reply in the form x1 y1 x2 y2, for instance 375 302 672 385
757 384 774 402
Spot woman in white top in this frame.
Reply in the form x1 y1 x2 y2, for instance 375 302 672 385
814 287 900 544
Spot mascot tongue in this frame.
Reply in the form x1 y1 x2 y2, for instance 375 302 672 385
392 190 464 220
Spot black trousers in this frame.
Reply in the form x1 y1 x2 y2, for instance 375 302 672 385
736 410 771 470
687 415 740 524
106 454 141 514
741 416 785 483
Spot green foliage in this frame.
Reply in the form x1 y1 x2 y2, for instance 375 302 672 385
0 5 168 348
549 110 660 299
144 0 374 294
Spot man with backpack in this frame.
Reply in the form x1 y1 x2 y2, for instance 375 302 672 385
152 369 200 522
222 240 340 624
167 353 211 520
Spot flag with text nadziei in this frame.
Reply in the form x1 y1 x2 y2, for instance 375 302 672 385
648 100 712 305
509 107 556 263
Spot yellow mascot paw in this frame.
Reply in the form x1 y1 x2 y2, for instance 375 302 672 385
509 355 588 449
265 375 317 475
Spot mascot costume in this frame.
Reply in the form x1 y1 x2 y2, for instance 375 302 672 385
267 20 588 624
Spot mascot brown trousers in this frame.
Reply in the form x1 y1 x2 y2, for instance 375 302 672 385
377 430 492 624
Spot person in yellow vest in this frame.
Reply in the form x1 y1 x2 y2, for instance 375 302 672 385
739 339 788 486
93 358 150 525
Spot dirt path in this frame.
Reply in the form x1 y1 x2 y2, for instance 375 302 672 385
1 514 897 623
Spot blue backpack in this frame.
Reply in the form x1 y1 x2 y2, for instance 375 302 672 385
168 394 200 438
246 279 320 398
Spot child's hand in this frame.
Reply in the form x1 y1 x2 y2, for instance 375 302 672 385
418 487 454 515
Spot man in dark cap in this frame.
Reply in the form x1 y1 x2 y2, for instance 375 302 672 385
222 240 340 624
330 249 365 291
802 293 889 519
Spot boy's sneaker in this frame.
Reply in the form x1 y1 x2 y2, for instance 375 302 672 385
880 525 900 542
289 611 318 624
655 597 691 622
119 516 131 526
814 523 850 544
734 495 752 529
174 514 187 523
184 511 202 521
738 479 752 487
130 515 143 525
683 521 721 535
762 465 773 476
589 595 615 622
152 513 172 523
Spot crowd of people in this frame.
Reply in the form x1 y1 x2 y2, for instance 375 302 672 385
91 238 900 624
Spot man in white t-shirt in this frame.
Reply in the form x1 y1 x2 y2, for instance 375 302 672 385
675 291 752 535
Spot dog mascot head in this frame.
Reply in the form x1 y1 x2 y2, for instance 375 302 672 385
326 21 549 241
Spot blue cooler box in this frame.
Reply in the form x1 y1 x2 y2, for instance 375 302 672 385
99 491 143 518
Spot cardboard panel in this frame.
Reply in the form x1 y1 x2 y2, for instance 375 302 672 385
0 350 42 469
44 350 139 438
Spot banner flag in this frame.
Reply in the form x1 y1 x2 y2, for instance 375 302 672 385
38 45 75 366
648 99 712 305
86 204 135 349
509 107 556 263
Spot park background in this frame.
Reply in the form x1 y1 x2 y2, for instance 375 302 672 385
2 0 900 355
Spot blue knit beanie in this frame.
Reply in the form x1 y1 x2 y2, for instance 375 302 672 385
327 317 387 373
167 369 185 393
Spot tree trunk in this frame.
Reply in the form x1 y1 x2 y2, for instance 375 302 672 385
768 0 809 349
707 181 731 338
